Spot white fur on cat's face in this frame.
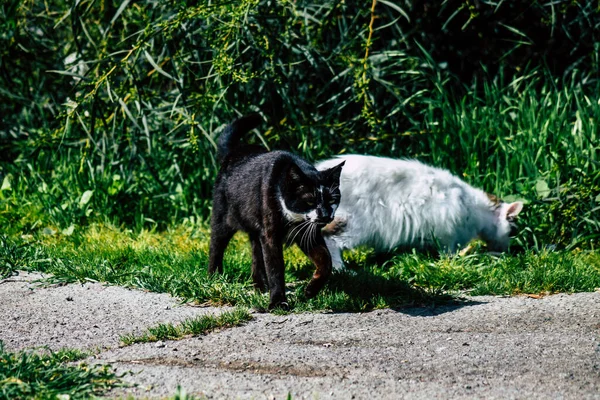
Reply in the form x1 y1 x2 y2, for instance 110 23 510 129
316 155 524 270
279 197 305 223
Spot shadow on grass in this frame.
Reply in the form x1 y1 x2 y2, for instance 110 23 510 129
288 255 482 314
332 269 482 315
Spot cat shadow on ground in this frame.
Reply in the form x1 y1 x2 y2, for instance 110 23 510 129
398 297 486 317
289 251 484 315
353 248 486 316
330 268 484 316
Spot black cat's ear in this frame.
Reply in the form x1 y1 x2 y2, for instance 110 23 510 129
323 160 345 183
287 163 307 183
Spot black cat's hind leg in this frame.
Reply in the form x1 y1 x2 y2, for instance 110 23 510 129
208 225 235 275
208 200 235 275
249 234 268 292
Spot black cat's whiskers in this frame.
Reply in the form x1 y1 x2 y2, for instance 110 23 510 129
308 222 319 249
285 221 305 243
296 221 312 247
286 220 311 246
300 221 313 250
299 221 320 251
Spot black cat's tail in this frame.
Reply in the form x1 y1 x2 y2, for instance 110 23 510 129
217 113 263 163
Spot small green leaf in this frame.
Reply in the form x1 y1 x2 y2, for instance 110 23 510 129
62 225 75 236
535 180 550 199
1 174 11 191
79 190 94 207
502 195 530 205
42 227 56 236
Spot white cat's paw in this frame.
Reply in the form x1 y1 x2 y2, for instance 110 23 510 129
332 262 346 272
332 261 358 276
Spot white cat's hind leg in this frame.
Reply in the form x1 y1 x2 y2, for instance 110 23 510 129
324 237 346 272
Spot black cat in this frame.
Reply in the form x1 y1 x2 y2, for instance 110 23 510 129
208 114 345 310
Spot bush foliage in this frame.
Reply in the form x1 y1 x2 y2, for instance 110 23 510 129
0 0 598 248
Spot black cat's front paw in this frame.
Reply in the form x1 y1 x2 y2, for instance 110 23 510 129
268 300 290 312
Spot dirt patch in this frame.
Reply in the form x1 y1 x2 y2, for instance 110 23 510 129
121 357 333 378
2 271 599 399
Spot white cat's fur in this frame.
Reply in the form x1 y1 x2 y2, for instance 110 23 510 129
316 155 523 271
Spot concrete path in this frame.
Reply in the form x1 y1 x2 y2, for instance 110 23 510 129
1 271 599 399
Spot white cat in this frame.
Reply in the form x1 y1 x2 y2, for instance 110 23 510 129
316 155 523 271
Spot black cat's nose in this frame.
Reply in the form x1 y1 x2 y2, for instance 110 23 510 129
315 207 332 224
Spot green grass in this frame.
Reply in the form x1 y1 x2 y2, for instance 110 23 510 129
2 224 598 313
0 342 122 399
120 308 253 346
384 248 600 295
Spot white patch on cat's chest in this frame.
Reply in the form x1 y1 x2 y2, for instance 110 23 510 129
279 197 304 222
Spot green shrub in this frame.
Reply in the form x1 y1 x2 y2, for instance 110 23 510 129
0 0 598 248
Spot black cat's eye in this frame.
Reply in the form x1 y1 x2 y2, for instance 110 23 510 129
305 199 316 206
328 198 338 204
